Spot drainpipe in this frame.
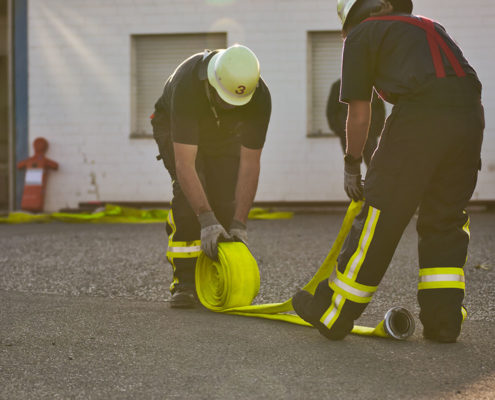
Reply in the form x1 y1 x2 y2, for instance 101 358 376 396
7 0 14 212
14 0 29 210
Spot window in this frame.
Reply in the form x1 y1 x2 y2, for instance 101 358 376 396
130 32 227 137
307 31 344 137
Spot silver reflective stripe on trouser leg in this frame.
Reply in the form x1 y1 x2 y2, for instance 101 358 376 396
418 267 467 323
166 209 202 291
418 212 469 322
320 205 381 329
418 212 467 291
330 270 378 303
320 270 379 328
418 268 465 290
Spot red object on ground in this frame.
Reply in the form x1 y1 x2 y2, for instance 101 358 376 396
17 137 59 212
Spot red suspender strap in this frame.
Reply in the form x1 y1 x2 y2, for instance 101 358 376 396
364 16 466 78
421 17 446 78
423 17 466 78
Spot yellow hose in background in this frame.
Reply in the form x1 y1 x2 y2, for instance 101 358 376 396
0 205 293 224
196 201 416 340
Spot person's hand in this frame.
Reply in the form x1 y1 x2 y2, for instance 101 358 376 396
198 211 230 260
229 219 248 245
344 154 364 201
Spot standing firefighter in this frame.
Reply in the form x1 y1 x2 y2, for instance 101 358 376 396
152 44 271 308
293 0 484 342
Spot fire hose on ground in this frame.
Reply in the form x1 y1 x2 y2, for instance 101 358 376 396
195 201 416 340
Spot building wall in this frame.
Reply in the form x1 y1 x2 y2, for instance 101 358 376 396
28 0 495 211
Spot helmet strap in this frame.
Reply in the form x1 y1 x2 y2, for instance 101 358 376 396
204 80 220 127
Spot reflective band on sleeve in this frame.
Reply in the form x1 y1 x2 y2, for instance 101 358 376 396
320 293 345 329
329 271 378 304
345 206 381 280
418 267 465 290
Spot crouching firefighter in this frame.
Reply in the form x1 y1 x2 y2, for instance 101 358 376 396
292 0 484 342
151 44 272 308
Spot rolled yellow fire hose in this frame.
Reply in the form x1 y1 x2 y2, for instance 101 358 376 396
196 201 416 340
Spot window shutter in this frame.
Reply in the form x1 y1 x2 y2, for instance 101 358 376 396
132 33 227 136
309 31 343 136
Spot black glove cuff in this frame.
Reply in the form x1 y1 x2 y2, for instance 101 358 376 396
344 154 363 175
344 153 363 165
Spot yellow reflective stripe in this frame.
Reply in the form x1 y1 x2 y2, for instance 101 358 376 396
418 268 465 290
166 210 177 262
329 271 377 304
419 267 464 277
169 278 179 292
167 252 202 259
418 281 465 290
320 293 346 328
462 211 470 264
462 212 471 239
167 210 177 241
344 206 381 280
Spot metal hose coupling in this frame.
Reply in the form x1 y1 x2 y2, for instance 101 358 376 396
382 306 416 340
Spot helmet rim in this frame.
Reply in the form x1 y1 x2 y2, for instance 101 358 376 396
337 0 359 26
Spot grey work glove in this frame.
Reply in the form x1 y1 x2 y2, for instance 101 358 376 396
198 211 231 261
229 219 248 245
344 154 364 201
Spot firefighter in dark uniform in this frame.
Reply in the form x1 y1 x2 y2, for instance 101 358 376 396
151 44 271 308
293 0 484 342
326 78 386 166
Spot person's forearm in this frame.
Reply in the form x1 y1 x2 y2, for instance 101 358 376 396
176 165 211 216
346 101 371 158
233 158 260 224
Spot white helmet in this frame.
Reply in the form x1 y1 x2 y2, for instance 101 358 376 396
337 0 359 26
207 44 260 106
338 0 413 28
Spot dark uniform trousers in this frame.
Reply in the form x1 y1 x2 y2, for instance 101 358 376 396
313 76 484 339
152 115 239 293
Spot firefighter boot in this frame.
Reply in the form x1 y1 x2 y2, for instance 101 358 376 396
292 279 353 340
422 314 460 343
169 284 198 308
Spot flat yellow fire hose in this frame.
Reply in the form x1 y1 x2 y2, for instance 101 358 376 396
196 200 416 340
0 205 293 224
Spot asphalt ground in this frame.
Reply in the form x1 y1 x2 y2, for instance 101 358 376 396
1 208 494 399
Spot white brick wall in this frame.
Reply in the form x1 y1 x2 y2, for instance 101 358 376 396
28 0 495 211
